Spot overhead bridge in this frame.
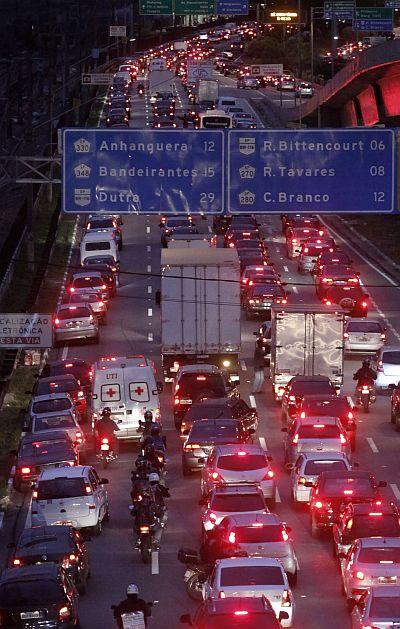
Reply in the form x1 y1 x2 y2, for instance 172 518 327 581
284 40 400 127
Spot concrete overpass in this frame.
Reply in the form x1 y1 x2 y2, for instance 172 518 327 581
284 40 400 127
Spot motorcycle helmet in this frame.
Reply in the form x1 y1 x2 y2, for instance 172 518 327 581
102 407 112 417
362 359 370 368
150 425 161 437
144 410 153 422
148 473 160 484
127 584 139 595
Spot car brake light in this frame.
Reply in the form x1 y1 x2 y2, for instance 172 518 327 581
355 570 364 580
325 300 332 306
314 501 324 509
209 512 217 522
348 411 354 420
343 332 349 339
282 589 291 606
237 451 247 456
300 411 306 419
196 376 206 381
298 476 306 485
340 434 347 445
242 278 248 284
369 512 382 516
69 287 75 293
219 591 226 598
234 611 248 616
282 528 289 542
185 444 200 450
343 489 353 495
140 525 150 533
13 558 21 566
228 531 236 544
292 434 299 445
78 391 85 399
174 397 180 405
85 483 92 495
102 437 109 444
21 467 31 475
361 301 368 308
289 395 296 402
59 606 70 621
380 333 386 340
263 470 274 479
313 424 325 428
101 284 107 290
322 278 332 283
210 471 220 480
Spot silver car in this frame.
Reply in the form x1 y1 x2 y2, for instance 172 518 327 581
27 392 78 423
54 303 99 345
297 241 329 274
200 444 276 505
217 512 299 585
69 271 110 302
373 345 400 391
344 318 386 354
341 538 400 602
282 416 350 467
27 409 86 454
200 484 267 534
69 291 107 324
289 451 352 504
350 585 400 628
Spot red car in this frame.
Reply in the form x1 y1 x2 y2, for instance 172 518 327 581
315 264 360 299
33 374 88 421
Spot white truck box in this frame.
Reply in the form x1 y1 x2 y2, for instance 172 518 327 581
270 304 344 399
148 69 174 97
198 79 219 104
161 249 241 381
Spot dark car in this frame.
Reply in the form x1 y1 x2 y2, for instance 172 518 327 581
0 563 80 628
314 248 352 273
230 215 259 230
81 256 119 294
173 364 239 428
180 596 284 628
309 470 387 536
323 285 369 317
281 375 338 426
238 251 267 273
224 228 262 248
390 381 400 429
32 375 88 422
298 394 356 451
243 283 288 320
12 432 78 492
9 525 90 593
281 214 321 236
234 239 267 256
333 502 400 558
182 419 255 475
180 397 258 437
40 360 92 396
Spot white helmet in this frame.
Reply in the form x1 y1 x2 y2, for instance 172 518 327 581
148 473 160 484
127 584 139 595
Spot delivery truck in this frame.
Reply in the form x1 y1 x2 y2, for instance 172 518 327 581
148 69 174 97
161 249 241 382
270 304 344 400
198 79 219 106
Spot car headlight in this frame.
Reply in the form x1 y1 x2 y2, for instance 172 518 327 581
222 360 231 368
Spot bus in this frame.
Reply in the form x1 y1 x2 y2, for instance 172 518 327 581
197 109 233 129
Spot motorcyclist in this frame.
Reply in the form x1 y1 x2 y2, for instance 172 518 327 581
137 83 144 94
95 407 120 455
148 472 169 525
353 359 377 402
112 583 152 628
130 492 160 549
142 424 166 452
142 442 165 475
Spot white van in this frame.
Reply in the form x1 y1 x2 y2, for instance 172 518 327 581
80 231 119 266
215 97 238 111
149 58 166 71
91 356 162 439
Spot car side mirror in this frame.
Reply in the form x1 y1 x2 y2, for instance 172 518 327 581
281 427 287 432
157 381 164 393
100 478 109 485
378 480 387 487
388 383 396 390
180 614 193 625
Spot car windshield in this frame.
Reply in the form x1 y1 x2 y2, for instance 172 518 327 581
166 218 191 228
250 285 283 297
36 380 77 395
0 580 63 606
382 351 400 365
322 478 374 497
84 257 115 267
291 381 334 395
37 477 86 500
370 596 400 618
303 399 348 416
70 293 98 304
179 374 226 397
323 265 354 277
220 566 284 587
320 252 350 264
298 425 340 439
304 459 347 474
20 440 70 457
89 219 114 229
217 455 266 471
34 415 75 431
347 321 382 333
58 307 91 320
73 277 102 288
85 242 111 251
358 547 400 564
302 245 325 256
186 406 231 421
47 363 90 386
349 515 400 538
234 524 285 543
190 423 239 441
32 399 71 414
211 494 265 512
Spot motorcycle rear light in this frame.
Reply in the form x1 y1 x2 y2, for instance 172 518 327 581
325 300 332 306
292 434 299 445
314 501 323 509
21 467 31 475
234 611 248 616
340 434 347 445
13 558 21 566
361 301 368 308
140 526 150 533
59 606 70 621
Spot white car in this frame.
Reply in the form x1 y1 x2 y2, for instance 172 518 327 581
373 346 400 390
290 451 352 504
27 392 78 422
31 466 109 535
27 409 86 455
200 484 267 534
350 585 400 628
203 556 295 628
344 318 386 354
283 416 351 467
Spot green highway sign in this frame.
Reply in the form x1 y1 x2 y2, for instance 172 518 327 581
174 0 214 13
324 1 355 19
355 6 393 18
139 0 173 14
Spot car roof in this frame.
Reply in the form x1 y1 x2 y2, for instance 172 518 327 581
190 418 239 427
37 465 90 481
319 470 374 480
32 393 71 402
18 525 74 546
296 416 341 426
213 444 264 455
211 484 262 495
225 513 281 527
1 563 60 583
216 557 282 568
38 375 78 385
360 537 400 548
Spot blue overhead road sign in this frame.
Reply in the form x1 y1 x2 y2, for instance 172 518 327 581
216 0 249 14
62 129 224 214
228 129 396 214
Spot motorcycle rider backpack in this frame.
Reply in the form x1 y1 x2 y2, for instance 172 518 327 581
121 611 145 629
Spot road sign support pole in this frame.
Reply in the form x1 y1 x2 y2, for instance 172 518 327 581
311 7 314 83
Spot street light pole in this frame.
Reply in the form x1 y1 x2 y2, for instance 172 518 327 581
311 7 315 83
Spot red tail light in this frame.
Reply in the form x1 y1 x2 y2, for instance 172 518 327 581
196 376 206 381
174 397 180 405
54 318 60 326
85 482 92 495
69 287 75 293
282 589 291 606
292 434 299 445
219 591 226 599
209 471 221 481
13 558 22 566
102 437 109 444
325 300 332 306
228 531 236 544
314 500 324 509
361 301 368 309
234 611 248 616
20 467 31 475
263 470 274 479
282 528 289 542
59 606 70 621
340 434 347 445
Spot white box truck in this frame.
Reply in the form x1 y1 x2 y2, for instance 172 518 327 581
148 69 174 97
161 249 241 382
270 304 344 400
198 79 219 106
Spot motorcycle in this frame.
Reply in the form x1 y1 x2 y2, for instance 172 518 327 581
131 505 160 564
357 384 375 413
96 437 116 469
177 548 212 601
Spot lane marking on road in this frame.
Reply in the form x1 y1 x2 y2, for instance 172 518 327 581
146 226 151 234
366 437 379 453
148 308 153 317
148 286 152 294
390 483 400 501
147 245 151 253
240 360 247 371
249 395 256 408
147 264 152 273
148 332 154 342
208 225 212 233
151 551 159 575
283 266 289 272
293 286 298 294
25 497 32 529
61 345 69 360
259 436 267 451
275 488 282 503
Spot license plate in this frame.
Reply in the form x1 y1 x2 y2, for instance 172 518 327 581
21 612 41 619
100 444 110 451
357 336 369 342
378 576 396 584
180 399 192 404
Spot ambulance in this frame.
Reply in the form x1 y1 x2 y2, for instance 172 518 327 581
91 356 163 439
